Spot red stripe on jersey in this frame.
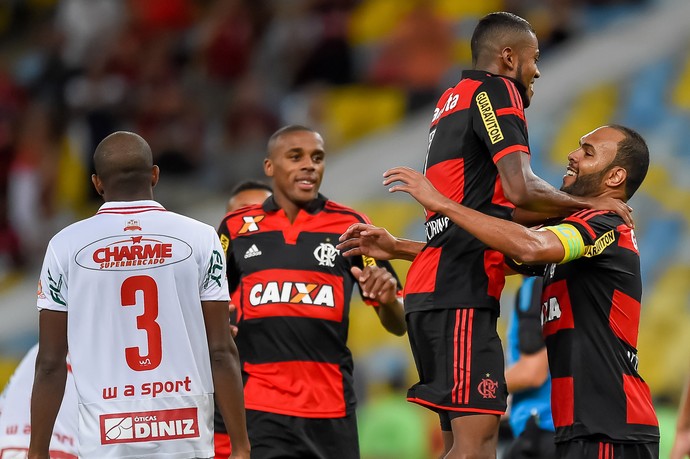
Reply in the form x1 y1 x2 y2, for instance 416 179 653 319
407 397 505 415
484 250 506 300
491 176 514 208
564 214 597 239
404 247 441 295
492 144 529 164
425 159 464 217
243 361 346 417
452 309 461 403
97 207 166 215
454 309 474 404
617 224 639 255
499 77 519 110
495 107 525 122
464 309 474 404
430 81 482 127
501 77 524 111
541 280 574 338
623 374 658 426
609 289 641 348
240 270 345 322
551 376 574 427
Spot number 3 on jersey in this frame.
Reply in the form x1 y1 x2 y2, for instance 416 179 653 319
122 275 162 371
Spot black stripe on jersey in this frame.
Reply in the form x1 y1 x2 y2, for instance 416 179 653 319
237 317 348 364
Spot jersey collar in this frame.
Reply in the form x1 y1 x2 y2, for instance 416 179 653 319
262 194 328 215
462 69 529 108
96 200 166 215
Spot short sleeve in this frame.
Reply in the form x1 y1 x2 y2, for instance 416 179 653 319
201 227 230 302
471 77 530 164
37 241 68 312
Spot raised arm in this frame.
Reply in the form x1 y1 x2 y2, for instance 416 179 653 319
202 300 250 459
29 310 68 459
497 152 633 227
384 167 566 265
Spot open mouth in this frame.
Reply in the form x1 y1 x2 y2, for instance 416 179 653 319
296 178 317 190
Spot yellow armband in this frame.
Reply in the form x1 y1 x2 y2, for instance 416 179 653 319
544 224 585 263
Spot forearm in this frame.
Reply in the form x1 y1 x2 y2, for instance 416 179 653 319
376 298 406 336
212 346 250 455
29 364 67 456
437 197 560 264
505 350 548 393
392 238 425 261
515 175 590 216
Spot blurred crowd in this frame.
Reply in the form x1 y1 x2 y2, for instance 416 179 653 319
0 0 647 275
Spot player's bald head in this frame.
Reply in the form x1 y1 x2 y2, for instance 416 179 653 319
266 125 317 158
471 12 535 67
93 131 155 196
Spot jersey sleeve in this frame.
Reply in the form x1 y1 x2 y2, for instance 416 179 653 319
201 226 230 302
37 240 68 312
544 211 621 263
515 276 545 355
471 77 529 164
217 215 242 292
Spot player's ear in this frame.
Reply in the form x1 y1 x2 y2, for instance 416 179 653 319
605 166 627 188
91 174 105 197
151 165 160 187
263 158 274 177
501 46 515 71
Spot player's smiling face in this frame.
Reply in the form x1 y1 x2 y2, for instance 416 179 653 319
561 126 624 197
264 130 325 206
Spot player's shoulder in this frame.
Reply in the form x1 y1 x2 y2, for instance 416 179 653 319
323 200 369 224
566 209 622 227
221 203 264 222
475 73 516 95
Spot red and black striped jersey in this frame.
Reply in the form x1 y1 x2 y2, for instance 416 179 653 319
405 70 530 313
215 194 401 427
542 210 659 443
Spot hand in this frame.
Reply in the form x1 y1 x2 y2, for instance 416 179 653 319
351 266 398 306
228 302 238 338
338 223 398 260
383 166 450 213
585 196 634 228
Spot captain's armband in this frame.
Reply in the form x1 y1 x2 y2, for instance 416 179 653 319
543 223 585 263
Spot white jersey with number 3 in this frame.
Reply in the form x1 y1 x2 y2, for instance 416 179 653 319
36 200 230 459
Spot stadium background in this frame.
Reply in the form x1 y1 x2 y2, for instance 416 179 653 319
0 0 688 457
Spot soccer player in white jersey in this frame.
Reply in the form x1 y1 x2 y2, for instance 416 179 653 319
29 131 250 459
0 344 78 458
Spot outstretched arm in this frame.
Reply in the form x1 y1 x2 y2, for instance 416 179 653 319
351 265 406 336
29 310 68 459
497 152 633 227
202 300 250 459
383 167 566 265
337 223 423 261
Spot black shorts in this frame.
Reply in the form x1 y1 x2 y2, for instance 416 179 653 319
406 308 507 421
555 439 659 459
246 409 359 459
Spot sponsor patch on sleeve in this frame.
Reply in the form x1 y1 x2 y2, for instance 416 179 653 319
220 234 229 253
475 91 504 144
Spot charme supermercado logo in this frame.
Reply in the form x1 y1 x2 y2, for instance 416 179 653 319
76 234 192 271
101 408 199 444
